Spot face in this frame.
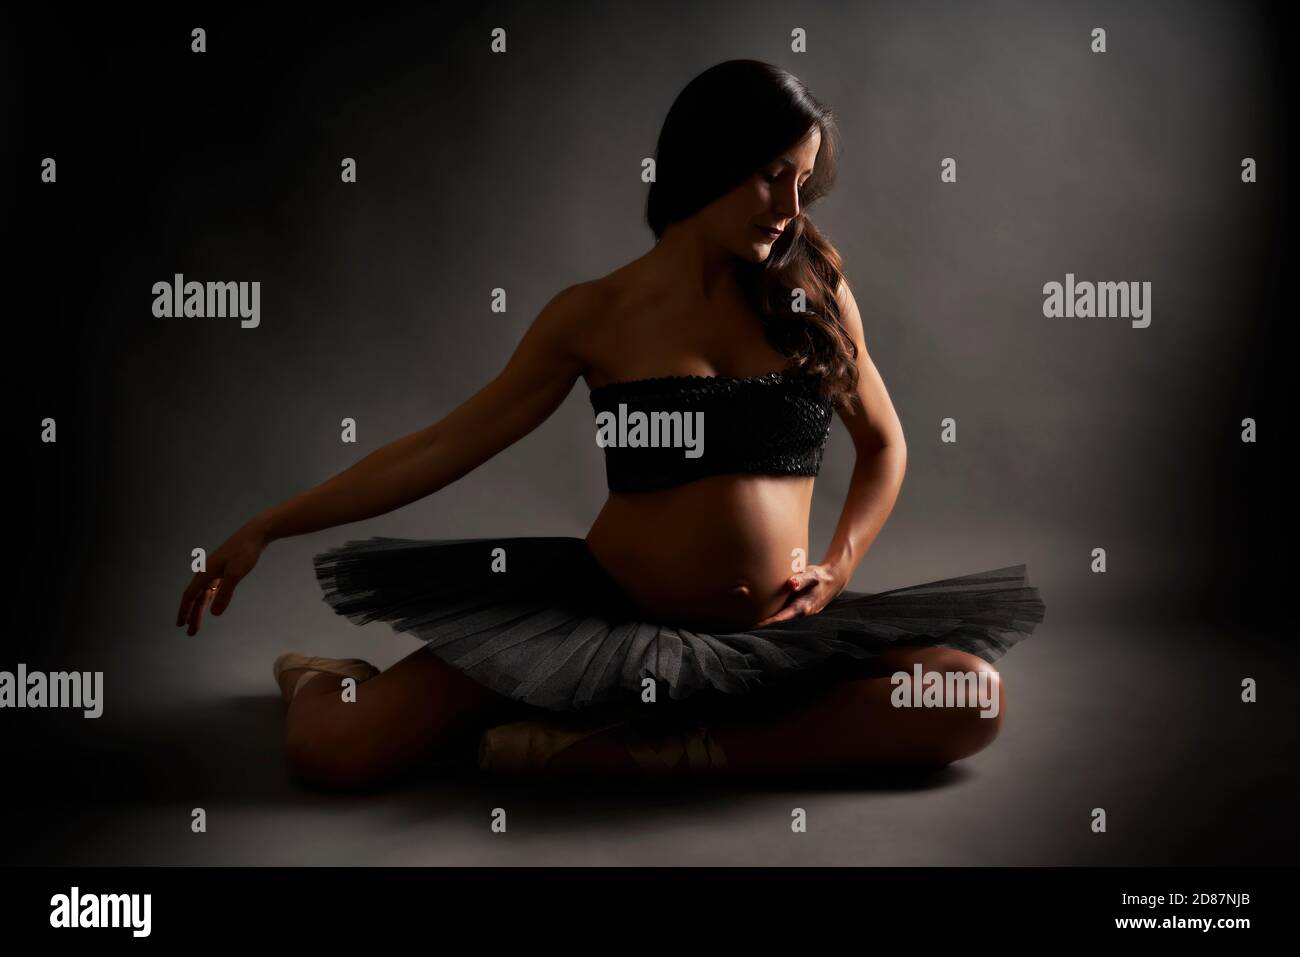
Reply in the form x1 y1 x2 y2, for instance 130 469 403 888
698 125 822 262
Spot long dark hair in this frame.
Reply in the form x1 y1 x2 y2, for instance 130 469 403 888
646 59 858 410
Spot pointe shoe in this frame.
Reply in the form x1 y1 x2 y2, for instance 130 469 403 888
476 717 626 772
273 651 380 703
477 716 727 776
619 719 728 774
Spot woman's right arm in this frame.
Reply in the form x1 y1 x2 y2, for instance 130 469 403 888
176 283 594 634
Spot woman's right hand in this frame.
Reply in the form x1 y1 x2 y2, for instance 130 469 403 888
175 522 270 636
169 285 590 637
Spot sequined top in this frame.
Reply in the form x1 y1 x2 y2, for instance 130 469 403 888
587 369 835 493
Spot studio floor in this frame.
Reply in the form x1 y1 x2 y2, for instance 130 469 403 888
6 613 1295 867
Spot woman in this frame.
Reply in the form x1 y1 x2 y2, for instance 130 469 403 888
174 60 1045 789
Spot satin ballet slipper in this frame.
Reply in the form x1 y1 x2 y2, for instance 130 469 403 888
618 720 729 774
477 717 629 772
273 651 380 703
477 716 728 776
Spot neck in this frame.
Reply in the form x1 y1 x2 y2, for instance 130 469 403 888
646 222 741 302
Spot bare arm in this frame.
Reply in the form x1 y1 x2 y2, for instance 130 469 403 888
755 277 908 625
251 285 591 542
819 276 908 580
176 284 592 632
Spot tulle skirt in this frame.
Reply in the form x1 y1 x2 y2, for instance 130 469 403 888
312 536 1046 718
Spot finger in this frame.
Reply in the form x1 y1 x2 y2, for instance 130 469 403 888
189 582 211 634
758 601 805 626
177 569 219 627
210 575 240 616
784 597 821 620
177 590 204 630
185 590 203 636
187 580 218 636
791 575 823 594
177 578 205 627
755 601 791 626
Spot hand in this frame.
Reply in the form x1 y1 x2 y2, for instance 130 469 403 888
175 522 269 636
754 563 847 627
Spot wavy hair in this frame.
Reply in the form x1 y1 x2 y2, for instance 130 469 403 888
646 59 858 410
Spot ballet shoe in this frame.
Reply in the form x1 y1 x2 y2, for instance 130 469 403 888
618 719 728 774
477 715 728 776
273 651 380 703
476 717 626 772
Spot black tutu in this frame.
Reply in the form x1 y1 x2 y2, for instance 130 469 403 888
311 536 1046 717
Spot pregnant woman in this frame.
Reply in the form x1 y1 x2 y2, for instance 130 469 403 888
174 60 1045 789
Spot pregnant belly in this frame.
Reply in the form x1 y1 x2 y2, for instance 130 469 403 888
584 475 815 631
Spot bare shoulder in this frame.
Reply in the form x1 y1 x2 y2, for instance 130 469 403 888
531 279 606 335
515 278 611 369
527 268 634 373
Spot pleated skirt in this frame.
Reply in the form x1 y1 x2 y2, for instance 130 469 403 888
311 536 1046 718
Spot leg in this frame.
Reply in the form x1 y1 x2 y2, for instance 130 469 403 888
283 646 531 791
708 645 1006 774
546 644 1005 776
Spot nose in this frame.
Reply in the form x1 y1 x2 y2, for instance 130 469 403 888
773 180 800 220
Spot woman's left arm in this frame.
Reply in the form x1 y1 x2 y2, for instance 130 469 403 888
756 277 908 624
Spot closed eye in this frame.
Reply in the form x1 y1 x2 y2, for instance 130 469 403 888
764 172 812 192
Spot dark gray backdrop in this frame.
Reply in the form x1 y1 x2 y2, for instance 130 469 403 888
9 1 1294 865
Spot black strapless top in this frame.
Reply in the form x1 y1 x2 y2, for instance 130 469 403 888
588 369 835 493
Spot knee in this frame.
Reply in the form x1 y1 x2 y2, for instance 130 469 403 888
916 651 1005 766
874 648 1005 768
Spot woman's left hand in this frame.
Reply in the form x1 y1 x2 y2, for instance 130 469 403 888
754 563 847 626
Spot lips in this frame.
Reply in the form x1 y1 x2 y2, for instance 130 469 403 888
757 225 783 239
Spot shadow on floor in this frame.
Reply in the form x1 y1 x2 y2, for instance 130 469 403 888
6 692 973 819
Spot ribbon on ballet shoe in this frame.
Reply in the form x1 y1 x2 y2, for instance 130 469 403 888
620 720 728 774
621 726 685 771
684 723 728 770
273 652 380 702
477 718 626 772
477 716 729 776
